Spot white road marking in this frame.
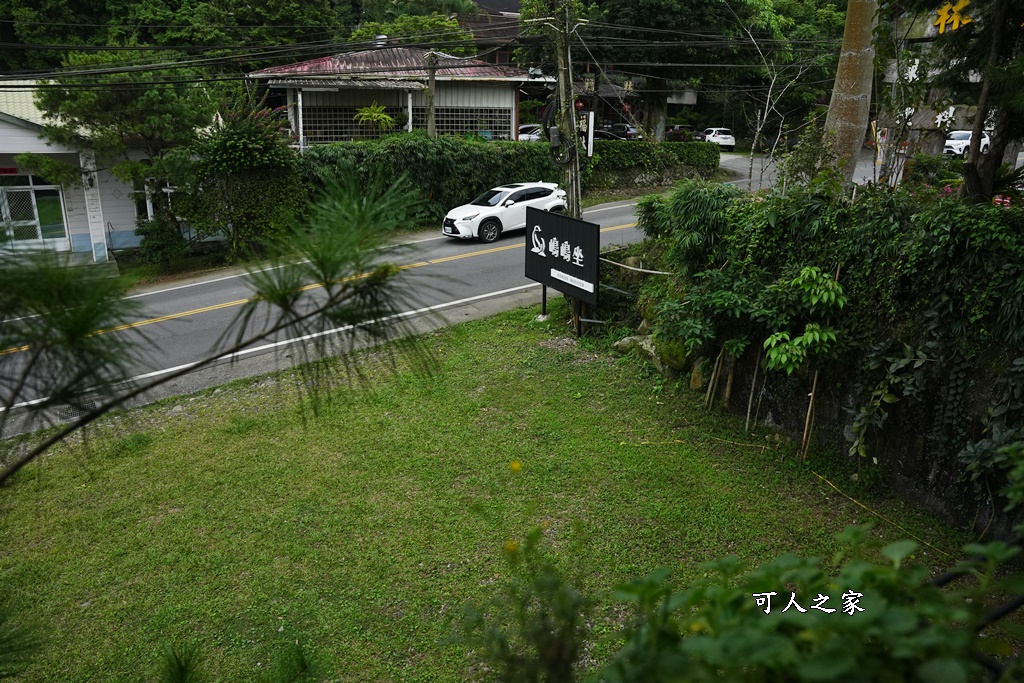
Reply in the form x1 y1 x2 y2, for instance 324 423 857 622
4 283 542 412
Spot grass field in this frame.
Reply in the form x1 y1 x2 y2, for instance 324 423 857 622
0 302 967 681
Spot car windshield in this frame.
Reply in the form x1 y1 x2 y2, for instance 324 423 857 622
471 189 507 207
948 131 971 140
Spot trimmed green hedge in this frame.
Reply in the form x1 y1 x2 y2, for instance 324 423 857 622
298 132 718 223
584 141 719 191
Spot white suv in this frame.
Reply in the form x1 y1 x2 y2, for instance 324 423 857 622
442 182 567 243
944 130 990 157
703 127 736 151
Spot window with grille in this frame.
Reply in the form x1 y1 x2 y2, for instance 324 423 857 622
303 106 407 143
411 107 512 140
0 174 69 244
300 106 513 143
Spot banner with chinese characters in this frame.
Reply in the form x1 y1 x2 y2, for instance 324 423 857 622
524 207 600 306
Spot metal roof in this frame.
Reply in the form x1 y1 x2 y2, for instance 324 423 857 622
250 46 540 82
267 78 425 90
0 81 46 128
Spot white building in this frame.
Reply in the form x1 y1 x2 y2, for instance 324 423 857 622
0 81 144 262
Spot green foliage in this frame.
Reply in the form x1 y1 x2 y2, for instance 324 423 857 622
353 101 396 133
135 214 190 270
903 153 964 189
0 250 141 437
777 124 843 188
519 98 546 124
602 529 1019 683
299 135 718 223
636 177 1024 501
0 602 40 678
348 13 475 55
459 528 589 683
158 643 205 683
34 49 215 203
959 358 1024 500
584 142 719 190
460 527 1024 683
175 91 303 255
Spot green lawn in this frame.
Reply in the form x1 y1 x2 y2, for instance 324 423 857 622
0 303 966 681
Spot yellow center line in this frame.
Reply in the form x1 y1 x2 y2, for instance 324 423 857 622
2 222 638 354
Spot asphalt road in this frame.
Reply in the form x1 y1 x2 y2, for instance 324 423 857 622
58 199 643 412
720 148 886 191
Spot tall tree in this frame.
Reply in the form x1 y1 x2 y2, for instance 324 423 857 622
897 0 1024 201
823 0 878 184
22 49 216 226
348 13 477 55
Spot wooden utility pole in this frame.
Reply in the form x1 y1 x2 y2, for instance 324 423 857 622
426 51 437 138
552 1 582 218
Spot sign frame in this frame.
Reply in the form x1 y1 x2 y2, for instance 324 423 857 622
524 206 600 306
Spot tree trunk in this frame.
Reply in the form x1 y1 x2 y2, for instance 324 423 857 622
961 0 1008 203
643 93 668 142
824 0 878 184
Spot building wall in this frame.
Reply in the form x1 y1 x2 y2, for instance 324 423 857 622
0 141 90 253
96 168 143 249
0 121 144 253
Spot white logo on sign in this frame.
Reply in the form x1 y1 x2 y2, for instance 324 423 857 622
530 226 546 256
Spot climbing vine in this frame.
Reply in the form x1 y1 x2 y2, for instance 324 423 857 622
634 174 1024 519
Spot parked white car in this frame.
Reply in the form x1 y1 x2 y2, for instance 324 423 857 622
703 127 736 151
944 130 990 157
518 124 542 142
442 182 567 243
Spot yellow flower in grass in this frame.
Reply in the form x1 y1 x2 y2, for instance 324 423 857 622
503 539 520 554
509 460 522 473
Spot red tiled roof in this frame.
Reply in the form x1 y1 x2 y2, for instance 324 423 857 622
250 46 531 81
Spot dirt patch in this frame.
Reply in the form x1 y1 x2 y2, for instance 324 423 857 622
538 337 578 351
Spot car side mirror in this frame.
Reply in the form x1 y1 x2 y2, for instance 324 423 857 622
504 199 515 207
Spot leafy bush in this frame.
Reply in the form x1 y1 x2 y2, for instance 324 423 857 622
175 92 304 256
903 153 964 187
134 215 189 270
634 177 1024 517
464 527 1024 683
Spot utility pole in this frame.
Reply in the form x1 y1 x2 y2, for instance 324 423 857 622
552 0 582 218
426 51 437 138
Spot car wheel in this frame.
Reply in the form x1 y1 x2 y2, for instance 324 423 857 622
478 219 501 243
726 145 735 152
982 144 990 154
549 206 564 214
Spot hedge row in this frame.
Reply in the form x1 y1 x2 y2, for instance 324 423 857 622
298 132 718 223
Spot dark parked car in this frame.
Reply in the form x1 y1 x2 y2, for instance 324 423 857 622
593 130 627 140
609 123 640 139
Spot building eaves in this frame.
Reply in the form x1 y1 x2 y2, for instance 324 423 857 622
0 81 47 129
249 46 544 83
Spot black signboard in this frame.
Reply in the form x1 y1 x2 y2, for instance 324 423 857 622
524 207 600 306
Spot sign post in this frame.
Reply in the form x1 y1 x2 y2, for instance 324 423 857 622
524 207 600 335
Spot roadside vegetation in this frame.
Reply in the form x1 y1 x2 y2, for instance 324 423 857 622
0 301 969 681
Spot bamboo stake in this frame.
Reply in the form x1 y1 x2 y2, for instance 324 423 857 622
745 354 760 433
801 368 820 462
704 347 725 409
722 354 736 409
752 372 766 432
